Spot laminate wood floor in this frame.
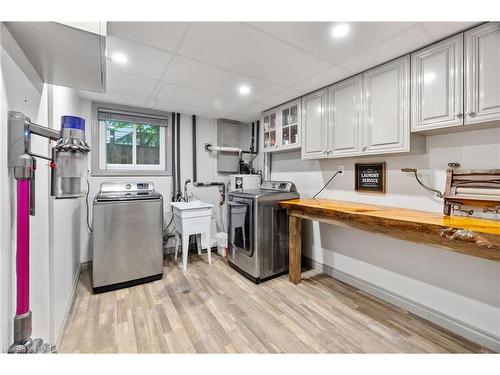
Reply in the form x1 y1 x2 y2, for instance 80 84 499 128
59 254 492 353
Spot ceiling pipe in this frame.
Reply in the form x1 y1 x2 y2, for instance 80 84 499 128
171 112 176 201
263 152 271 182
176 113 181 195
190 115 226 205
192 115 197 183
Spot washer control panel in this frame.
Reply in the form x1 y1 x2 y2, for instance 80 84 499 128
260 181 296 192
100 181 155 193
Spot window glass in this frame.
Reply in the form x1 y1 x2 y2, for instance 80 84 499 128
106 121 133 164
96 106 169 175
290 105 297 124
136 124 160 165
282 108 290 126
270 113 276 129
290 124 298 144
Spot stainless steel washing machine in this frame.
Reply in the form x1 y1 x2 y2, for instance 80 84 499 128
227 181 299 283
92 182 163 293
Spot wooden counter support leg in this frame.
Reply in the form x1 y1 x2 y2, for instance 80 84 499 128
288 215 302 284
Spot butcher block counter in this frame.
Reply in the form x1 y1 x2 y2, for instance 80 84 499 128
279 199 500 284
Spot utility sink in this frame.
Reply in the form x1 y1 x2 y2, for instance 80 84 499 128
171 200 214 219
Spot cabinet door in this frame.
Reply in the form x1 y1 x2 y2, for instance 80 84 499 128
280 100 301 150
411 34 463 131
301 89 329 159
465 22 500 124
262 110 279 152
363 56 410 154
330 75 363 157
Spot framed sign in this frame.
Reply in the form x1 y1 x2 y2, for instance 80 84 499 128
355 162 386 193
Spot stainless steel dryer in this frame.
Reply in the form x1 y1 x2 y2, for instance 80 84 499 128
92 182 163 293
227 181 299 283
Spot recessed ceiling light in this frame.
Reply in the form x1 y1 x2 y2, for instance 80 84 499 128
331 23 350 39
238 85 251 95
111 52 128 64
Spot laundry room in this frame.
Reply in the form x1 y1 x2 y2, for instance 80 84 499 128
1 1 500 372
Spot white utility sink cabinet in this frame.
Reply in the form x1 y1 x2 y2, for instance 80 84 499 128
171 201 214 271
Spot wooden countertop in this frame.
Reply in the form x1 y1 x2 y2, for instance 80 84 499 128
280 199 500 262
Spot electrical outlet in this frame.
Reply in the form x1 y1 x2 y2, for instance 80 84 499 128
337 165 344 174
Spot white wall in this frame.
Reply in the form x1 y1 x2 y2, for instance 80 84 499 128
1 24 51 349
79 99 175 262
48 85 85 344
79 100 255 262
271 128 500 347
1 24 88 350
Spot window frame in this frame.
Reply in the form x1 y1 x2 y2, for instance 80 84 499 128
91 102 172 176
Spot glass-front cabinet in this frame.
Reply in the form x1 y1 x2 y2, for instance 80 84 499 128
262 99 301 152
263 112 277 149
281 102 299 147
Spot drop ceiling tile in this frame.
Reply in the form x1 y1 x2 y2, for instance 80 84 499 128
227 113 258 123
107 36 173 80
339 25 434 74
79 89 148 108
107 70 158 97
157 83 254 113
420 22 478 40
231 103 271 123
163 55 283 102
259 88 303 108
291 65 352 93
107 22 190 52
194 108 236 120
249 22 416 65
154 99 233 119
178 22 330 86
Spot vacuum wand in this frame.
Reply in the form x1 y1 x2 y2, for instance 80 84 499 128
7 111 90 354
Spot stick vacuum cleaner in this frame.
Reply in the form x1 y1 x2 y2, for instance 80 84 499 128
7 111 90 353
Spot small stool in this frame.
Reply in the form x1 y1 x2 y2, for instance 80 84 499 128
173 213 212 271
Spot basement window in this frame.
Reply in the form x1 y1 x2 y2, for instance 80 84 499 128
92 103 171 176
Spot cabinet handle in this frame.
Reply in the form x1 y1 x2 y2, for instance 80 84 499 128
362 145 367 151
455 113 463 119
468 111 477 117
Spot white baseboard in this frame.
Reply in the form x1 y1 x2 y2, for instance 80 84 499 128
55 262 89 349
303 256 500 353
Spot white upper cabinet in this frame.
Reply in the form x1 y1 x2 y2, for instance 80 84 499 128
262 99 301 152
465 22 500 125
301 89 329 159
264 23 500 159
330 75 363 157
363 56 410 154
411 34 464 131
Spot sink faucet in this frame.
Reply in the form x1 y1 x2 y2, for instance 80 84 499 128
183 179 191 202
